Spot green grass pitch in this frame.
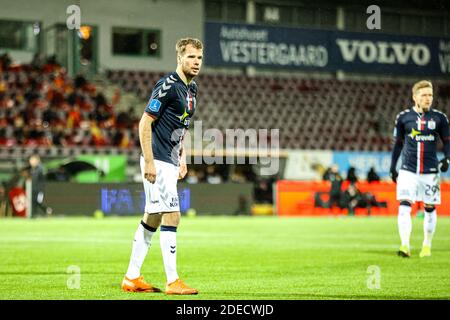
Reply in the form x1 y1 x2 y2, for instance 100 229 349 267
1 215 450 300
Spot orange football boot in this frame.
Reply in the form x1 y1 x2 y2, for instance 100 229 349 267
165 279 198 295
121 275 161 293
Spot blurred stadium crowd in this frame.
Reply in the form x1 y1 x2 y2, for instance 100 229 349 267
0 53 140 149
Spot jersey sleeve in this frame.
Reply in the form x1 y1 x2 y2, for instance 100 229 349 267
392 113 405 143
144 77 174 119
390 113 404 170
438 113 450 158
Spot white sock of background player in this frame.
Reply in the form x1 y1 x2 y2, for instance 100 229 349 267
423 206 437 248
398 202 412 250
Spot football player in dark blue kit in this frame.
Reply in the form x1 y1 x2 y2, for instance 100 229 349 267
122 38 202 294
390 80 450 258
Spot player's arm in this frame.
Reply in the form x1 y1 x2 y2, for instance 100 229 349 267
438 113 450 172
139 113 156 183
178 134 188 180
140 78 172 183
390 114 405 182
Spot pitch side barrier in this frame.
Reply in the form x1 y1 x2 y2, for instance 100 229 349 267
276 180 450 216
43 182 254 216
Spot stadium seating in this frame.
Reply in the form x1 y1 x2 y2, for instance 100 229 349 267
107 70 450 151
2 55 449 153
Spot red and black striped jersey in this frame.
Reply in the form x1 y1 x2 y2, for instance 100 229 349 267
392 107 450 174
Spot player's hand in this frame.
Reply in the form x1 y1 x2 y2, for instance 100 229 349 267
390 168 398 183
144 161 157 184
178 162 187 180
439 157 450 172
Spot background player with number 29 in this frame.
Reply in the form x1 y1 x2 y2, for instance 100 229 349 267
390 80 450 258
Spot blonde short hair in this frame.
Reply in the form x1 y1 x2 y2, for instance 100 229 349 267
412 80 433 96
175 38 203 57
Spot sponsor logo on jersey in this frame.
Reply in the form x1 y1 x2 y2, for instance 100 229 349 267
148 99 161 112
409 128 421 139
177 109 191 126
416 134 435 141
169 197 179 208
178 110 189 122
409 128 435 141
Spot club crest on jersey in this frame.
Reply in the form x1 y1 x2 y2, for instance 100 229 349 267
428 119 436 130
186 92 195 112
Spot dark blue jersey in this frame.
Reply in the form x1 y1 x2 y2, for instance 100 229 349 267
144 72 197 166
391 107 450 174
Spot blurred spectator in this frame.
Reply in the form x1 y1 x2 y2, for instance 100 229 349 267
45 54 59 65
116 108 133 129
342 183 364 216
253 179 273 204
30 53 44 70
342 183 387 216
0 183 13 217
185 169 200 184
25 154 52 217
346 167 358 184
322 164 343 209
0 53 12 71
230 169 247 183
367 167 380 183
206 165 222 184
67 104 82 129
74 74 88 89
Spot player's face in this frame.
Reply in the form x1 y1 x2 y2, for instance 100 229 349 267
29 156 39 167
413 87 433 112
179 45 203 78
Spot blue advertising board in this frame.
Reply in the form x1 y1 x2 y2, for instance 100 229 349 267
332 151 392 179
100 187 191 216
204 22 330 70
204 22 450 76
331 31 448 76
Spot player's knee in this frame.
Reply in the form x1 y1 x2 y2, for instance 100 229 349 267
143 213 162 229
424 205 435 212
161 211 180 227
399 200 412 207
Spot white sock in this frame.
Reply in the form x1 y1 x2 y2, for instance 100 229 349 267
125 221 155 279
398 204 412 249
160 226 179 284
423 209 437 247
